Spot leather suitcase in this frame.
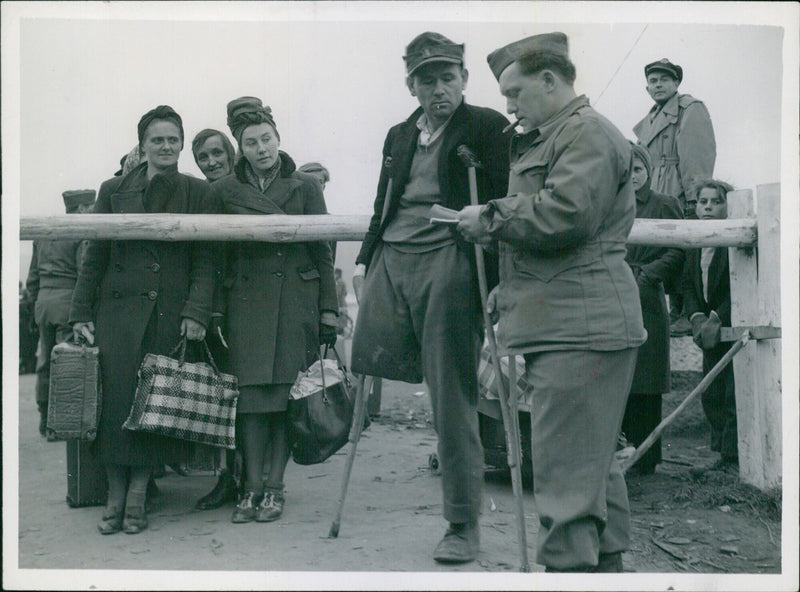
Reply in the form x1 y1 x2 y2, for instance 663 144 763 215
66 439 107 507
47 340 102 441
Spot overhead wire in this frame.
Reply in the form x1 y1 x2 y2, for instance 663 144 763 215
595 24 649 106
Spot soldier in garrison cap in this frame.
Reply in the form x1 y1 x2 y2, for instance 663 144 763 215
457 32 646 572
350 31 511 564
25 189 95 435
634 58 716 337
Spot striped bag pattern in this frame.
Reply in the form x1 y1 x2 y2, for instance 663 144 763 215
123 341 238 449
477 342 533 411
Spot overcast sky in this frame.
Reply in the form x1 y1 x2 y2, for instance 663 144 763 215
3 3 799 588
5 2 793 283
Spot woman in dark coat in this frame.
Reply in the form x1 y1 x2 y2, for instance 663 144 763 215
189 128 242 510
621 142 686 474
70 106 219 534
211 97 338 523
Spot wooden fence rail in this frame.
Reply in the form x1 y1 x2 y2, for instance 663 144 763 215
20 215 757 247
17 185 782 490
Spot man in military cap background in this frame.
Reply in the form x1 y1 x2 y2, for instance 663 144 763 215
26 189 95 435
634 58 716 335
457 32 646 572
350 31 510 563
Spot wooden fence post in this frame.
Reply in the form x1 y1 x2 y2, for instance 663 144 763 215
727 190 761 485
754 183 782 489
728 186 782 490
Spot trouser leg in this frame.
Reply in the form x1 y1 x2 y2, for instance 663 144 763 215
526 348 637 570
702 347 738 461
621 393 663 472
402 246 483 524
35 322 56 407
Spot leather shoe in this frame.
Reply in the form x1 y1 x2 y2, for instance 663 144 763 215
122 506 148 534
168 462 189 477
595 552 623 572
433 521 479 563
196 470 238 510
97 505 124 535
255 490 284 522
231 490 260 523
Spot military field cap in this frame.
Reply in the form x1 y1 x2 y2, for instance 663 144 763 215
137 105 184 144
404 32 464 76
487 32 569 80
62 189 96 210
645 58 683 83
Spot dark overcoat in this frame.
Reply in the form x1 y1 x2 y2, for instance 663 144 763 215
69 163 218 466
355 101 510 297
626 186 685 393
211 154 337 386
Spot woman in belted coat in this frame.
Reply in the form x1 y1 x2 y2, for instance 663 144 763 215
211 97 338 524
621 143 685 474
70 106 219 535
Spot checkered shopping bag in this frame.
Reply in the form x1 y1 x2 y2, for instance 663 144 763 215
123 339 238 449
477 341 533 409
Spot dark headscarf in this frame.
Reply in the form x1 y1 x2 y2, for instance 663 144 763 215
137 105 184 145
226 96 279 145
630 142 652 196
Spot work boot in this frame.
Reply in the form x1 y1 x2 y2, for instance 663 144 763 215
595 552 624 572
545 552 623 573
433 521 479 563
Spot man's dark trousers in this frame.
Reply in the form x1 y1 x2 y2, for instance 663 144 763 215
352 242 483 523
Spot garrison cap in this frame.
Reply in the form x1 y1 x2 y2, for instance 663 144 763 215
645 58 683 83
404 32 464 76
62 189 96 211
487 32 569 80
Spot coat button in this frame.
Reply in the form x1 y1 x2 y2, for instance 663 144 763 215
114 264 122 272
276 251 283 257
274 271 284 278
151 263 161 272
112 290 121 298
148 290 158 300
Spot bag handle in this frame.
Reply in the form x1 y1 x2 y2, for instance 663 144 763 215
319 344 353 399
318 347 329 405
169 337 220 374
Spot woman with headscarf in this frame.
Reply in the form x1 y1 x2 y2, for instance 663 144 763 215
189 128 241 510
192 129 236 182
211 97 338 524
621 142 686 475
70 105 220 534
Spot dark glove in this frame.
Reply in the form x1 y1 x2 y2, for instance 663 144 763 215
691 313 708 348
636 269 652 291
700 311 722 349
319 322 338 347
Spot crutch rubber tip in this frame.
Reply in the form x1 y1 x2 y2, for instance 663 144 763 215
328 523 340 538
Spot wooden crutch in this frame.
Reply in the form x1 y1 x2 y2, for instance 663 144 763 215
458 145 530 572
328 178 393 538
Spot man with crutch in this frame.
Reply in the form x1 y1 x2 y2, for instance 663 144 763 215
347 32 510 563
457 32 647 572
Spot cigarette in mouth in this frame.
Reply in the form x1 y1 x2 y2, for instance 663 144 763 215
503 119 521 133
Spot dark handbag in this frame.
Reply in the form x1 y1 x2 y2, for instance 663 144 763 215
47 336 102 441
122 338 239 449
288 346 354 465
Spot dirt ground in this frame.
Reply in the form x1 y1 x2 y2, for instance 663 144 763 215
10 335 785 589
